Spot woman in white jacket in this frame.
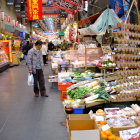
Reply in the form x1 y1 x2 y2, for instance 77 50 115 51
41 42 48 64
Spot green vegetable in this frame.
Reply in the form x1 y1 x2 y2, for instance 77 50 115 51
67 86 93 99
94 87 110 101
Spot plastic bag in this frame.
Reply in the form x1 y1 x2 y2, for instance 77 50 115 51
27 74 34 86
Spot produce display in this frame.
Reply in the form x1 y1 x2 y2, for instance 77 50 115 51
113 44 140 68
58 70 101 83
93 105 140 140
100 129 122 140
105 108 122 116
115 23 140 45
66 79 110 105
121 104 140 116
106 116 135 127
0 49 9 66
70 70 95 81
67 86 93 99
102 61 116 67
120 127 140 140
102 23 140 103
108 71 140 102
61 23 140 140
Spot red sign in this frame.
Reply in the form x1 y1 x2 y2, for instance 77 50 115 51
27 0 43 21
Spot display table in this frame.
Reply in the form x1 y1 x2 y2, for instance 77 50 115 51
11 51 21 65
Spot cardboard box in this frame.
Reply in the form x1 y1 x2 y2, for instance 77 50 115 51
71 130 100 140
68 114 100 140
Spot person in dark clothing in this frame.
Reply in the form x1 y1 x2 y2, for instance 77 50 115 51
48 41 55 51
22 41 32 61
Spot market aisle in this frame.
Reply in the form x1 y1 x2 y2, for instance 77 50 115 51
0 64 68 140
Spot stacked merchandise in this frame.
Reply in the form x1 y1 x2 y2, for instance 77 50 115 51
63 23 140 110
58 70 102 101
95 105 140 140
0 46 9 69
110 23 140 102
67 104 140 140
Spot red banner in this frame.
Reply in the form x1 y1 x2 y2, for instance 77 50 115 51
27 0 43 21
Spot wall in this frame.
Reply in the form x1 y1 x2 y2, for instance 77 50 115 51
0 0 17 20
0 0 31 34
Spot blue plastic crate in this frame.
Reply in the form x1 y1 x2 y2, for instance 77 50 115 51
73 108 84 114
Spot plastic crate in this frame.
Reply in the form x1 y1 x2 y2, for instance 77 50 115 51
73 108 84 114
60 91 67 100
58 82 73 91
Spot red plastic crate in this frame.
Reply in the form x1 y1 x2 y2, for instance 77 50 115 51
58 82 73 91
60 91 67 100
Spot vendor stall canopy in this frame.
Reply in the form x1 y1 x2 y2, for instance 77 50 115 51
78 8 122 36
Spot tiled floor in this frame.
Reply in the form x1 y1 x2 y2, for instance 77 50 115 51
0 64 68 140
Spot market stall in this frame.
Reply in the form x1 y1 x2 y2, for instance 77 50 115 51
56 7 140 139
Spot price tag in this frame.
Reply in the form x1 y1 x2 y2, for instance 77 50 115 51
110 95 116 99
112 52 116 55
96 116 104 121
116 67 119 70
102 124 110 131
90 114 95 119
89 110 95 119
114 48 117 51
125 67 128 69
89 110 93 114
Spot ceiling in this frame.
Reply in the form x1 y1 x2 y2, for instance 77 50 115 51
6 0 68 33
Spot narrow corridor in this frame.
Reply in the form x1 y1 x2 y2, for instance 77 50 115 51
0 64 68 140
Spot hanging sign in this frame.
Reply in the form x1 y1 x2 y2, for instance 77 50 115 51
123 0 130 12
0 12 5 21
15 21 19 27
27 0 43 21
6 0 14 6
53 0 77 14
11 19 15 26
64 0 79 6
110 0 124 15
47 0 53 7
6 16 11 22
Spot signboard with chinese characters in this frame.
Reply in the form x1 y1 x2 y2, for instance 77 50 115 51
53 0 77 14
110 0 124 15
27 0 43 21
6 0 14 6
64 0 79 6
47 0 53 7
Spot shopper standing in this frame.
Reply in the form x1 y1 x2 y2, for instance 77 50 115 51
41 41 48 65
48 41 55 51
27 40 48 97
22 41 32 61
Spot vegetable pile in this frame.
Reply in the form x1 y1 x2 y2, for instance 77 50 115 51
70 70 95 81
67 80 110 103
67 86 92 99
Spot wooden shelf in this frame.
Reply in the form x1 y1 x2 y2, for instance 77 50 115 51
85 48 99 50
85 54 102 56
99 67 116 69
86 65 97 68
